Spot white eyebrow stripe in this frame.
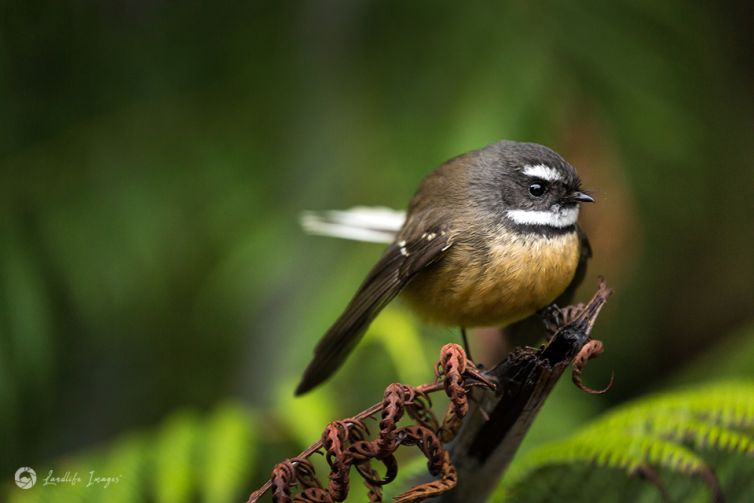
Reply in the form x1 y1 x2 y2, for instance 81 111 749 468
522 164 563 182
506 206 579 228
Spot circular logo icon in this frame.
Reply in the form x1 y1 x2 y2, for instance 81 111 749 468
15 467 37 489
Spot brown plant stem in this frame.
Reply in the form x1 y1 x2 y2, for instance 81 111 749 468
436 280 613 502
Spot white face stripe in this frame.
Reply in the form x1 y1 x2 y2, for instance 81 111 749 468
522 164 563 182
506 206 579 228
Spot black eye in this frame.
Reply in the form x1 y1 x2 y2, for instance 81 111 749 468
529 182 547 197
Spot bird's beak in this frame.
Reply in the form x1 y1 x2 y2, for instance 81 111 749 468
570 191 595 203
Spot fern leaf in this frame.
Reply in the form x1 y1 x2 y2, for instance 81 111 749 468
153 411 200 503
595 381 754 431
495 381 754 502
199 403 258 503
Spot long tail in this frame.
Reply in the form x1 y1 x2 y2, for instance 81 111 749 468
300 206 405 243
295 243 405 395
295 221 452 395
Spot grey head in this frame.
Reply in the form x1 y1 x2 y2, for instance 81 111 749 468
468 140 593 233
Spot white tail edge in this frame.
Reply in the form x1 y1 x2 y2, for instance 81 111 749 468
300 206 406 244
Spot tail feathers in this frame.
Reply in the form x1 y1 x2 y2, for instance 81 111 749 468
294 326 364 395
300 206 406 243
295 222 452 395
295 245 405 395
294 284 400 395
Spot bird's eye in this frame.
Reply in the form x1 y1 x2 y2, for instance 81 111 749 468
529 182 547 197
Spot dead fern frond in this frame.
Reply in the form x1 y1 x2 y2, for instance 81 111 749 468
247 343 495 503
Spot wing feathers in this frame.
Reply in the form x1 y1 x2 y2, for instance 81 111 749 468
295 226 451 395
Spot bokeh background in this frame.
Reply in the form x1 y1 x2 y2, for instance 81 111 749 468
2 1 753 502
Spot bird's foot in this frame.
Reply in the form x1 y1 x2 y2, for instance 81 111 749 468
538 303 586 338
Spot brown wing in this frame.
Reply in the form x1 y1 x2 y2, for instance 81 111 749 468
295 225 452 395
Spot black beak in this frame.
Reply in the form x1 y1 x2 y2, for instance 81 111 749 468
570 191 595 203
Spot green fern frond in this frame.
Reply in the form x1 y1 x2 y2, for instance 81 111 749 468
200 403 258 503
594 381 754 431
649 417 754 455
506 434 707 484
7 403 258 503
495 381 754 501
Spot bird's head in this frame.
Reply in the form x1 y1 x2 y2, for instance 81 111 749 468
470 140 593 232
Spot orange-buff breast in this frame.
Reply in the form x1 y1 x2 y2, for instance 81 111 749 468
402 231 581 327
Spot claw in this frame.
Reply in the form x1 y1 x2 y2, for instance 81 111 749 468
538 304 564 336
462 365 497 391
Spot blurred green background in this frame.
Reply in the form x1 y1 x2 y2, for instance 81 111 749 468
1 1 752 502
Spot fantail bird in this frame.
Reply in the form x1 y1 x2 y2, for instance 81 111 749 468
295 139 594 395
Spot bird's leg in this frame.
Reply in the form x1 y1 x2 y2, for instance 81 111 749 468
459 327 474 363
538 304 563 337
538 303 586 339
559 303 586 324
